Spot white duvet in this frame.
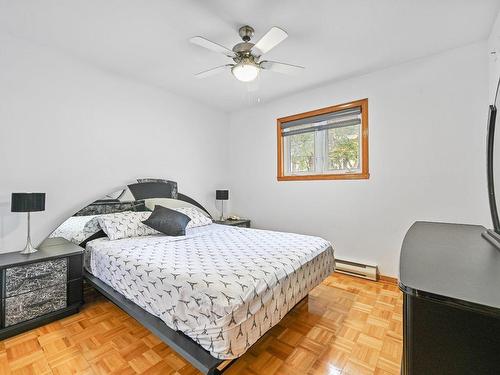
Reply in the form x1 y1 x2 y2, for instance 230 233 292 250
86 224 334 359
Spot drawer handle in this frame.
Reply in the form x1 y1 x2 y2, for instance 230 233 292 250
26 300 51 309
26 272 55 279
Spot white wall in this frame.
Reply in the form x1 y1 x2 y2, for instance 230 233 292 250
488 11 500 101
0 33 229 252
0 31 491 277
228 42 490 277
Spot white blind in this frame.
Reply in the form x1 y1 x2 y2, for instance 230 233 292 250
281 107 361 137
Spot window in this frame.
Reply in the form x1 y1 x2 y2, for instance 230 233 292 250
277 99 369 180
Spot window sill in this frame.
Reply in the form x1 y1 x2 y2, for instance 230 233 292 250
277 172 370 181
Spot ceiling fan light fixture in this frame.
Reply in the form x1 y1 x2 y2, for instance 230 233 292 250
231 61 260 82
191 25 303 82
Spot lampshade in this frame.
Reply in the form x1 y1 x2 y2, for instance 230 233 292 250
231 61 260 82
11 193 45 212
216 190 229 200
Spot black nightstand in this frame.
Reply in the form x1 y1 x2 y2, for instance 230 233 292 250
214 219 251 228
0 237 84 339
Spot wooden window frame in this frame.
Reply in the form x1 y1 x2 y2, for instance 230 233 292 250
277 98 369 181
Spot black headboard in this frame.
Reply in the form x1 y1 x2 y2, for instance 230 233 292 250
74 200 147 216
49 179 213 248
128 181 212 219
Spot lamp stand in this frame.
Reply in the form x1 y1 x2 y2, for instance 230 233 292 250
220 200 225 221
20 212 38 254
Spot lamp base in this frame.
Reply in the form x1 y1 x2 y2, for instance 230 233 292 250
20 240 38 255
219 200 225 221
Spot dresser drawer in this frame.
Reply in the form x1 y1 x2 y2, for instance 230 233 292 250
5 259 67 297
4 283 67 327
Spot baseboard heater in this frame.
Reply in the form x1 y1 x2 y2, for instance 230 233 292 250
335 259 378 281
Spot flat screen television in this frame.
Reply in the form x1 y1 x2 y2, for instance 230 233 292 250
482 77 500 247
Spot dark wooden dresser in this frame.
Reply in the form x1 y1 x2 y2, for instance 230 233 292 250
399 222 500 375
0 237 84 339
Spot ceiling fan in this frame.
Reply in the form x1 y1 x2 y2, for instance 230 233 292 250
190 25 304 82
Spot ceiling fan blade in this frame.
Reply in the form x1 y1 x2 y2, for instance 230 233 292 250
189 36 235 58
260 61 304 75
194 65 232 79
252 27 288 55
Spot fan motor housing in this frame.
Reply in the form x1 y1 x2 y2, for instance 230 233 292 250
238 25 255 42
232 42 254 54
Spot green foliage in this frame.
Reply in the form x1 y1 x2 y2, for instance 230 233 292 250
328 126 360 170
290 133 314 172
286 125 360 174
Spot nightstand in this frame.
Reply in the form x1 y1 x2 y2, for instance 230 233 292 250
214 219 251 228
0 237 84 339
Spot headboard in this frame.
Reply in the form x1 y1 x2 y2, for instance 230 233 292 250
48 179 213 247
74 200 147 216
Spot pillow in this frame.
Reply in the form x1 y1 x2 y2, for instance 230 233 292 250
172 207 212 229
97 211 159 240
142 205 191 236
144 198 205 213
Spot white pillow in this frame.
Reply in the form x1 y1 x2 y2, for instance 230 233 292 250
172 207 212 229
144 198 211 217
96 211 159 240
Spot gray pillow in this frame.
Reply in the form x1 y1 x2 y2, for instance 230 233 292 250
142 205 191 236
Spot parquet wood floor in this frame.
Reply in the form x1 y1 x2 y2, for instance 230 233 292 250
0 273 402 375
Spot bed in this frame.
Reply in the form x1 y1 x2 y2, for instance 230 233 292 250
49 180 335 374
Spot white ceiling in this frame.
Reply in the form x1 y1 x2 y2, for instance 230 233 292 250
0 0 499 112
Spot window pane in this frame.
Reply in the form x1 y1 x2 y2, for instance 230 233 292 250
289 132 315 173
327 125 360 172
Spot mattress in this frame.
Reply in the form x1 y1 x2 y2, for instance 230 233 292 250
85 223 335 359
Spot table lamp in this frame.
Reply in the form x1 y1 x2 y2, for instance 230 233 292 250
216 190 229 220
11 193 46 254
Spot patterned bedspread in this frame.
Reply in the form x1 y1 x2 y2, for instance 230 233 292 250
86 224 335 359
